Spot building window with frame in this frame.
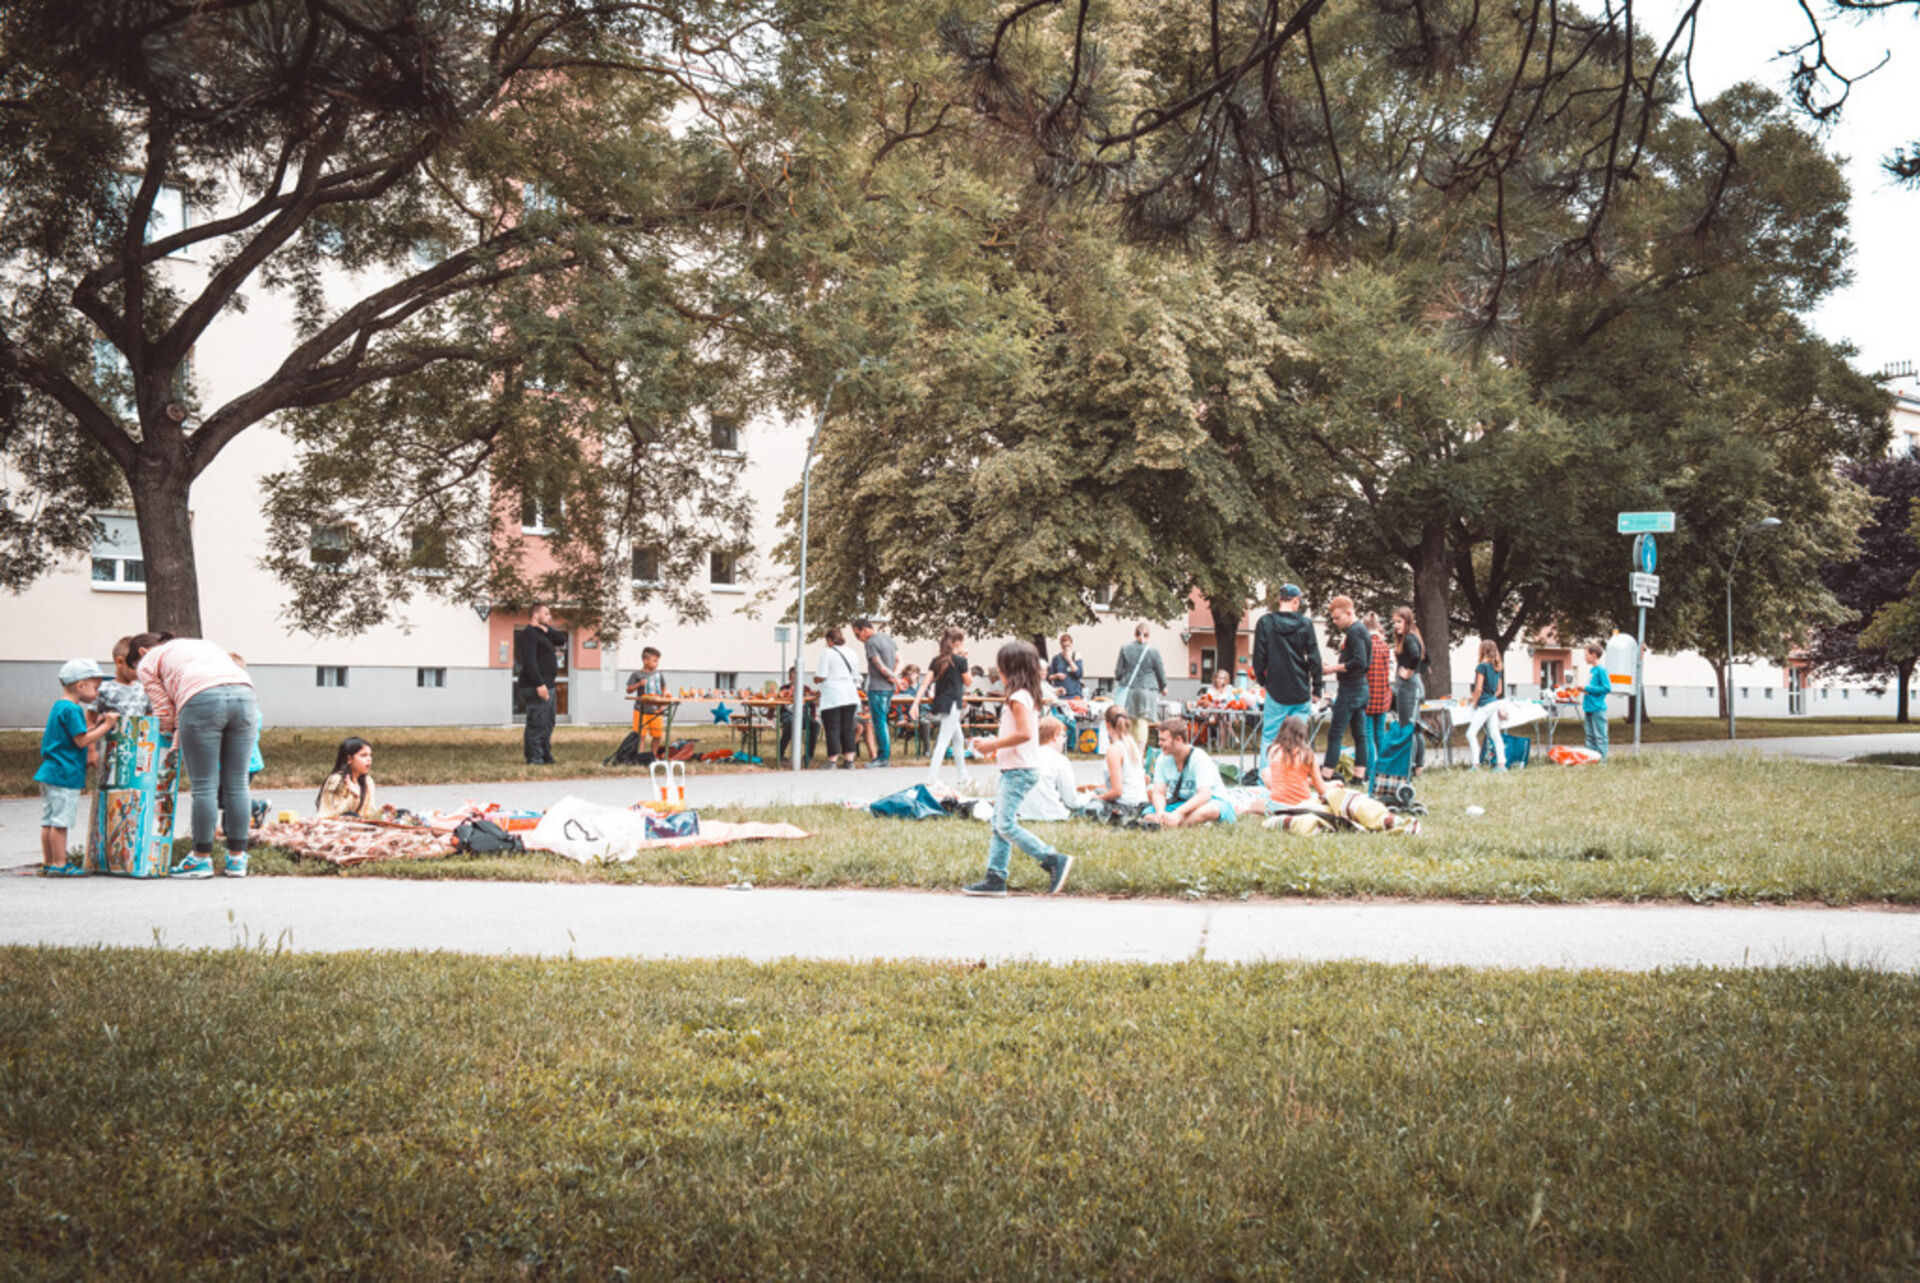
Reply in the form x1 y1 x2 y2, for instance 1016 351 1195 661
309 523 352 571
1538 658 1564 689
409 529 451 577
1091 584 1116 611
710 550 741 588
709 414 742 454
89 512 146 591
631 545 661 585
521 479 563 534
115 176 189 254
715 671 739 690
417 667 447 688
316 666 348 688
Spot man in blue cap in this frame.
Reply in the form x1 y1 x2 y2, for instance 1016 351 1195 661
1249 584 1322 783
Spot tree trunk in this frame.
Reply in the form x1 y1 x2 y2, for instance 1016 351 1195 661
1899 657 1915 724
132 449 203 637
1206 593 1243 682
1030 634 1049 659
1410 523 1452 696
1712 658 1728 722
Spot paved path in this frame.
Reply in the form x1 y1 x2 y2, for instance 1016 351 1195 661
2 875 1916 971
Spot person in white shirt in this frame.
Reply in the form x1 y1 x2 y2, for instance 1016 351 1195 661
1140 716 1236 827
1082 705 1150 821
811 625 865 770
961 641 1073 897
1017 716 1082 822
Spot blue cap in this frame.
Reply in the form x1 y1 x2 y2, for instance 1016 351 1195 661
1278 583 1303 600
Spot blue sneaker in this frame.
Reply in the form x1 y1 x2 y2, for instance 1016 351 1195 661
223 851 249 878
41 862 88 878
169 854 214 880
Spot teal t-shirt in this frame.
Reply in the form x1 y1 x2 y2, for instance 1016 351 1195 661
1474 662 1503 707
35 698 88 790
1583 665 1611 714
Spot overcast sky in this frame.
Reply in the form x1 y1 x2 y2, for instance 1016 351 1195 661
1637 0 1920 382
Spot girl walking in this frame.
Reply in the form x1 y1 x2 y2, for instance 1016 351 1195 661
962 641 1073 897
914 628 973 787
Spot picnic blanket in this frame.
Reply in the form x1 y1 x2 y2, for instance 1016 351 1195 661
253 818 458 867
525 796 810 864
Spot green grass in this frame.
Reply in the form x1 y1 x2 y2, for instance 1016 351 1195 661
1855 752 1920 767
249 755 1920 905
2 949 1915 1278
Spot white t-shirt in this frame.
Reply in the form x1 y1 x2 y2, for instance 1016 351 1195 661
1018 746 1081 821
995 689 1039 768
1152 746 1222 807
814 644 863 709
1107 745 1150 806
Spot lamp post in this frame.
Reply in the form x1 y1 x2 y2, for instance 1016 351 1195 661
1725 516 1782 741
793 370 850 771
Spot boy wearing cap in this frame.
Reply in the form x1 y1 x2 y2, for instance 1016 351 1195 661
37 659 120 876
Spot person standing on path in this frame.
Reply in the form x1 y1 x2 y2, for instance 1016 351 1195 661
812 625 864 769
1321 596 1372 781
914 628 973 787
855 618 899 768
962 641 1072 897
1047 633 1086 699
1250 584 1323 782
1112 624 1167 751
129 633 259 879
516 604 565 766
1582 642 1611 761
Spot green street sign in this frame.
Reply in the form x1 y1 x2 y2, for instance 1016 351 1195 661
1617 511 1676 534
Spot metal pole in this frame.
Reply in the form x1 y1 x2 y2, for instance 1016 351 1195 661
1634 605 1647 752
1726 529 1745 743
792 372 848 772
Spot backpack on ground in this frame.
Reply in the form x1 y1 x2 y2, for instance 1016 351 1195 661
454 818 524 855
603 733 655 767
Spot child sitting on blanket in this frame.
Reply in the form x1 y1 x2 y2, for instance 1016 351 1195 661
1262 716 1419 836
315 737 379 819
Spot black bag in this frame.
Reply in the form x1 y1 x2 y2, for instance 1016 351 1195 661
603 733 654 767
454 818 523 854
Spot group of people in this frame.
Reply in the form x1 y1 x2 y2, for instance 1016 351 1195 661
34 634 261 878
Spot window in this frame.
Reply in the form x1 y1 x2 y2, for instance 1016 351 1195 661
631 545 661 584
523 180 559 214
709 415 741 453
417 667 447 688
521 480 562 534
715 671 738 690
92 340 135 419
316 666 348 688
411 238 448 270
89 513 145 591
409 529 451 577
115 176 188 253
1764 687 1774 700
1199 648 1218 683
1091 584 1115 611
1538 659 1564 689
710 551 740 587
309 524 351 571
1659 685 1669 697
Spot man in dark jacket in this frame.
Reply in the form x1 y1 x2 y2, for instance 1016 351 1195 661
1250 584 1323 779
516 603 566 764
1322 595 1372 778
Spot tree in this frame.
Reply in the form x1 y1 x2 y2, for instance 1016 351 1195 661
0 0 774 638
1808 458 1920 721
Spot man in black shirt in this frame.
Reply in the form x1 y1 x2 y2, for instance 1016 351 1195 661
1250 583 1323 782
1322 594 1372 779
516 602 565 764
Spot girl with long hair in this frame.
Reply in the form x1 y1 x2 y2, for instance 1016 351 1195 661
1263 715 1419 835
812 624 864 769
1389 605 1427 771
316 737 378 819
962 641 1072 897
1082 704 1149 821
1465 640 1510 769
913 627 972 786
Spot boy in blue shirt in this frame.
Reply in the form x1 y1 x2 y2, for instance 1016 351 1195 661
1582 642 1610 760
37 659 120 876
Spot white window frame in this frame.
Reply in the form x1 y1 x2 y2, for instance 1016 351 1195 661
631 545 662 585
709 414 743 456
709 550 744 593
1091 584 1116 612
715 671 739 689
316 665 348 688
417 667 448 689
309 523 353 572
521 484 562 536
116 175 190 257
89 511 146 593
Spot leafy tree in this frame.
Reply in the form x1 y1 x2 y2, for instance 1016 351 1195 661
0 0 772 638
1809 458 1920 721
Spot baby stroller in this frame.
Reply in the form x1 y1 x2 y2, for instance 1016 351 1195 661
1368 720 1425 815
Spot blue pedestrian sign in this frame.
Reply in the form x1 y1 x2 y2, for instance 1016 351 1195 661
1636 534 1657 574
1617 511 1676 534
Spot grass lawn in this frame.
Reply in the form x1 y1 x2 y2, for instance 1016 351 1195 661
1855 752 1920 767
2 949 1915 1278
250 755 1920 905
3 715 1909 798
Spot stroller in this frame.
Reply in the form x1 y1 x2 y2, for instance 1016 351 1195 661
1367 720 1425 815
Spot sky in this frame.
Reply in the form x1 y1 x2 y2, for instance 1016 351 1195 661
1638 0 1920 383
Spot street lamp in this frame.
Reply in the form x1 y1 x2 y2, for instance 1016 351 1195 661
793 369 852 771
1725 516 1782 741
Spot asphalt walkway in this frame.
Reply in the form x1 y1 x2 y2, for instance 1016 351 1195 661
4 732 1915 971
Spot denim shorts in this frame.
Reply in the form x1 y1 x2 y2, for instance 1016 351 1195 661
40 784 82 829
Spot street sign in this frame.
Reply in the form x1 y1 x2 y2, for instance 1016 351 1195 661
1635 534 1657 574
1632 590 1657 608
1618 511 1676 534
1630 572 1659 597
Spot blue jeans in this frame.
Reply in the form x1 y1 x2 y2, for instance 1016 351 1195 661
1364 710 1388 771
1323 683 1370 771
1584 710 1609 760
176 684 259 853
1258 697 1312 779
867 690 894 762
987 769 1059 879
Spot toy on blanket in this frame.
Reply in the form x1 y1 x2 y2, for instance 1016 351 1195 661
638 760 688 813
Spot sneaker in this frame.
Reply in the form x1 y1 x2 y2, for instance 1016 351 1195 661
866 759 892 769
224 851 249 878
1401 817 1423 836
41 863 88 878
961 873 1008 898
169 854 214 880
1043 854 1074 896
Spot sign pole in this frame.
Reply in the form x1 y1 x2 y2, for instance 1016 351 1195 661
1634 604 1647 752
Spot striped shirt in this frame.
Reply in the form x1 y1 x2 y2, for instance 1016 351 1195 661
137 639 252 731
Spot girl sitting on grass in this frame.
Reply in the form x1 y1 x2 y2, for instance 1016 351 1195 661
1080 705 1150 822
1263 716 1418 836
316 737 378 819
